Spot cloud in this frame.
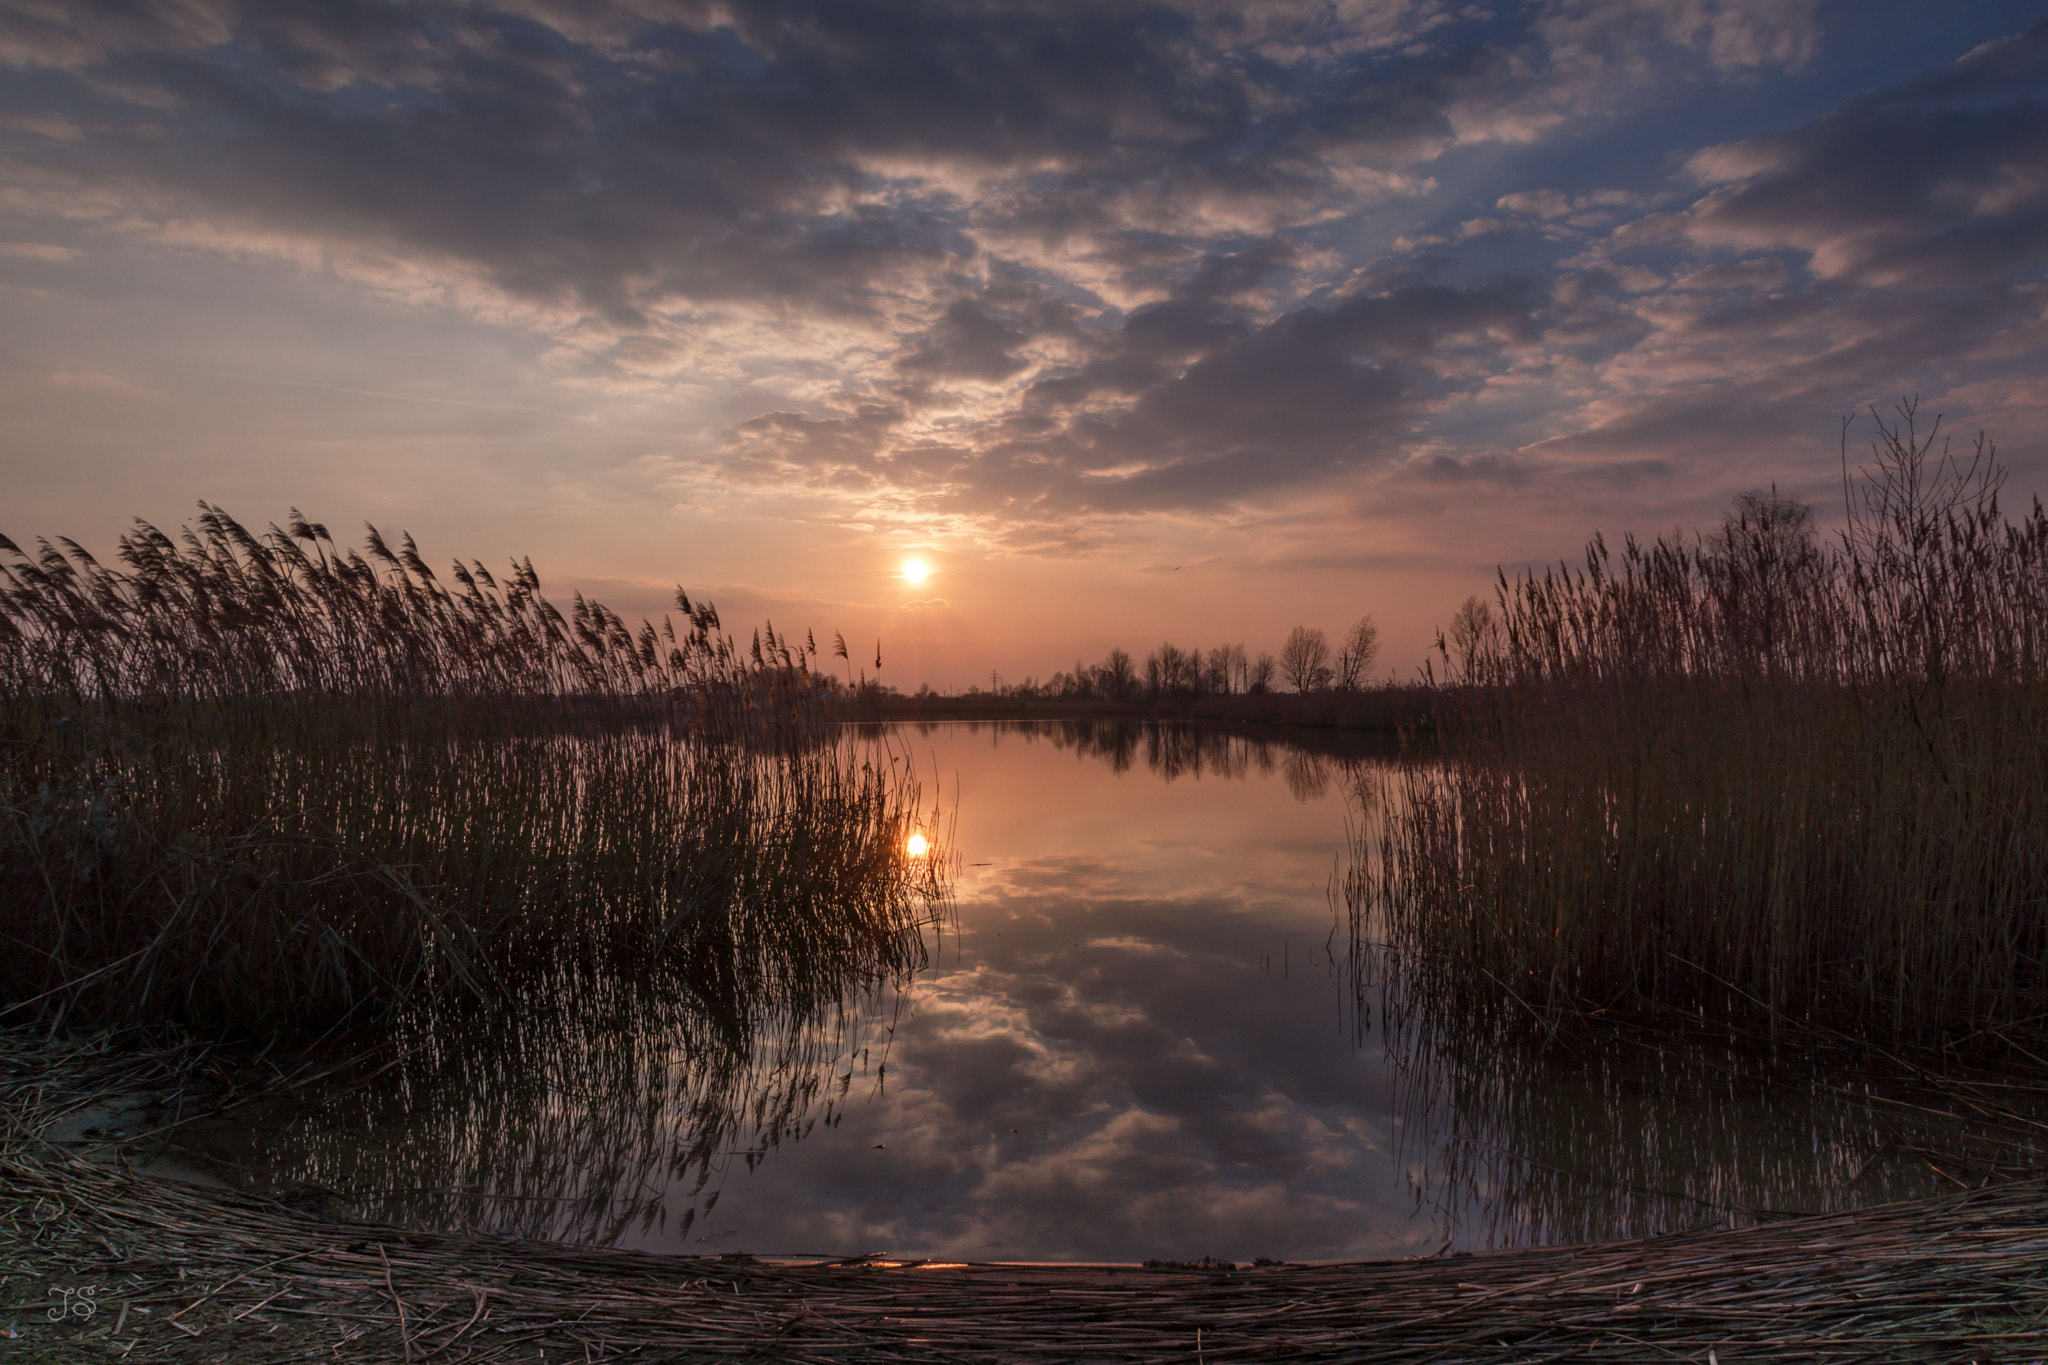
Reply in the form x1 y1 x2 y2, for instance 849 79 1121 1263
1410 452 1535 486
0 0 231 72
1537 0 1821 78
1497 189 1574 220
48 368 150 395
6 0 2022 558
0 240 75 261
0 6 1818 360
1682 22 2048 291
1462 20 2048 488
896 300 1033 383
715 237 1547 517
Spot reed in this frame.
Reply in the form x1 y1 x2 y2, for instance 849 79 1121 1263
0 506 945 1031
1351 405 2048 1047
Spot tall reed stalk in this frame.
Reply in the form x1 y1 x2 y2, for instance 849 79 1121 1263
1352 405 2048 1047
0 506 944 1031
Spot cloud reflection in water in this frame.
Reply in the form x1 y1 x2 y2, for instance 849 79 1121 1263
213 721 2010 1260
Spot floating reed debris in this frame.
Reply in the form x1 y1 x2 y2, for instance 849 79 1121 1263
7 1033 2048 1362
1352 405 2048 1048
0 504 945 1032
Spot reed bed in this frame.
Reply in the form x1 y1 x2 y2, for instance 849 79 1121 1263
0 504 944 1032
8 1034 2048 1363
1351 406 2048 1047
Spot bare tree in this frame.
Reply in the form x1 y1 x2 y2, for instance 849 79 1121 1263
1280 625 1331 692
1333 615 1381 690
1444 595 1503 679
1146 642 1204 698
1721 487 1816 552
1248 651 1277 693
1205 645 1236 695
1707 485 1821 679
1095 647 1136 700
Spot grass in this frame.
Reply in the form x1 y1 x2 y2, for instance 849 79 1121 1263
0 504 946 1033
1350 404 2048 1049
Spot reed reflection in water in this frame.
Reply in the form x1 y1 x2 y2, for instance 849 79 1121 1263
191 721 2015 1260
1379 1016 2027 1250
260 967 919 1245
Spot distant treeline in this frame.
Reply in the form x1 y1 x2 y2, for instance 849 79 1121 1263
900 717 1391 798
909 617 1387 705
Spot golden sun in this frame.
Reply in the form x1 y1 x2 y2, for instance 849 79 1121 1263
906 832 930 857
902 558 930 583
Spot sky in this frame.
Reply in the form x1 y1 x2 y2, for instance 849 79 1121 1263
3 1 2046 689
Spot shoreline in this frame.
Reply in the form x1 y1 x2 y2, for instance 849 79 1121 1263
8 1033 2048 1363
10 1136 2047 1362
849 687 1445 733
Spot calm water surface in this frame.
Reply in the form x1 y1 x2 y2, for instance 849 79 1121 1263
191 721 1985 1261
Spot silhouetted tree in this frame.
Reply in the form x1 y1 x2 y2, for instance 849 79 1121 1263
1147 642 1203 698
1248 651 1277 693
1280 625 1331 692
1333 615 1381 690
1095 646 1137 700
1206 644 1243 695
1706 486 1822 679
1444 595 1502 680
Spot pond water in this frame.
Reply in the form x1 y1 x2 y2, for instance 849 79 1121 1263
180 721 1995 1262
